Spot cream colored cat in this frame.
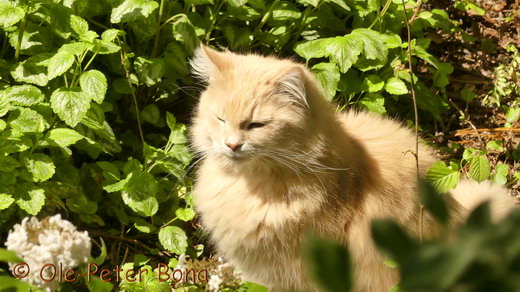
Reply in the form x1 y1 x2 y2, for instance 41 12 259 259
189 45 516 292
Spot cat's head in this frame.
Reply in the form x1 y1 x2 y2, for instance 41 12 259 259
189 45 326 169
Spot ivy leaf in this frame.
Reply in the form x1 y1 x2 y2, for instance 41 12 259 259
4 85 45 106
47 128 84 147
70 15 89 35
385 77 408 95
15 183 46 215
8 108 47 133
0 193 15 210
50 87 91 127
110 0 159 24
121 171 159 217
426 162 460 193
23 153 56 182
360 93 386 115
469 155 490 183
80 70 107 104
312 62 339 100
159 226 188 255
48 52 75 80
0 3 25 28
326 35 363 73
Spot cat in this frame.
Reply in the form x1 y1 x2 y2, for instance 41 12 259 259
189 44 516 291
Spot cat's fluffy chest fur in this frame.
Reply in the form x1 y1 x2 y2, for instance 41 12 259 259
189 45 514 291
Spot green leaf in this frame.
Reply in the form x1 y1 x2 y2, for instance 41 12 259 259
426 162 460 193
385 77 408 95
80 70 107 104
0 155 21 172
0 276 32 291
361 74 385 92
419 180 449 225
8 108 47 133
294 38 330 62
360 93 386 115
134 57 165 86
48 52 75 80
486 140 504 152
11 54 50 86
326 35 363 73
50 87 91 127
226 0 247 7
133 217 156 233
141 104 161 126
175 207 196 222
0 3 25 28
47 128 84 147
158 226 188 255
23 153 55 182
493 164 509 185
0 193 15 211
237 282 268 292
312 62 339 100
70 15 89 35
59 42 91 57
303 235 352 292
469 155 490 183
110 0 159 24
15 183 45 215
172 15 199 53
296 0 319 6
0 248 22 262
4 85 44 106
121 171 159 217
506 107 520 124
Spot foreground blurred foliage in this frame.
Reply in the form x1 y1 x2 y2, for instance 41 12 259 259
305 183 520 292
0 0 517 290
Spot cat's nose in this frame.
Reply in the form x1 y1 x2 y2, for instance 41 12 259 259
225 142 243 152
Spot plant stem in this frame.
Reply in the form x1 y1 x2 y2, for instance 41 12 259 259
15 17 26 60
253 0 280 36
368 0 393 30
204 0 225 42
151 0 166 58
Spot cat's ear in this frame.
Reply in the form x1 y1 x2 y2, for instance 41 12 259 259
274 67 308 108
190 44 227 83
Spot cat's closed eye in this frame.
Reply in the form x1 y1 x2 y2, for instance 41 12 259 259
216 116 225 123
246 122 266 130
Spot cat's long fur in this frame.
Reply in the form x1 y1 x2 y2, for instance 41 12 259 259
189 45 516 291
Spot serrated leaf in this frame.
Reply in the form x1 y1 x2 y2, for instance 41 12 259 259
70 15 89 35
48 52 75 80
132 217 156 233
172 15 198 53
385 77 408 95
110 0 159 24
0 3 25 28
11 54 50 86
50 87 91 127
361 75 384 92
4 85 45 106
0 155 21 172
91 39 121 55
80 70 107 104
101 29 125 42
426 162 460 193
47 128 84 147
121 171 158 217
0 193 15 210
23 153 55 182
175 207 196 222
469 155 490 183
8 108 47 133
59 42 90 57
294 38 331 62
159 226 188 255
312 62 339 100
360 93 386 115
326 35 363 73
15 183 45 215
296 0 319 6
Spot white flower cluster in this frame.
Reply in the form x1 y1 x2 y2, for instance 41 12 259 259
5 214 91 291
174 255 242 291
